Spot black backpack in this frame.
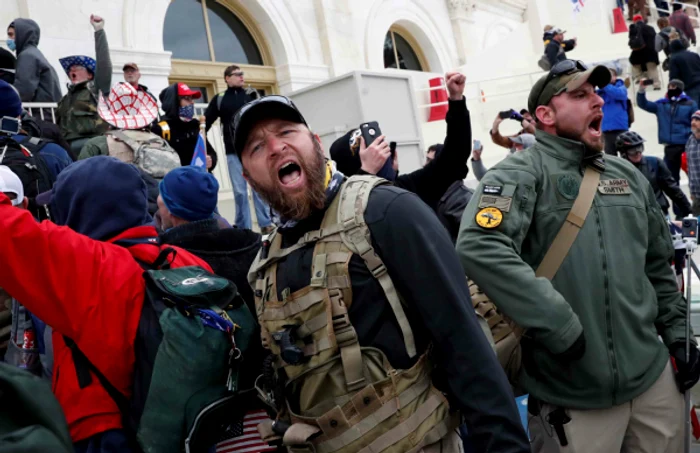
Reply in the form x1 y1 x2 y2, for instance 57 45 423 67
629 24 646 50
0 137 55 221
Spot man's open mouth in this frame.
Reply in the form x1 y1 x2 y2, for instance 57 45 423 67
588 116 602 136
278 161 302 186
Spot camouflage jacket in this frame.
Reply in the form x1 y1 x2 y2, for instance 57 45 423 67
56 29 112 142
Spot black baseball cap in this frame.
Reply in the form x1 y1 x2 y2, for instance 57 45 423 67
232 95 308 155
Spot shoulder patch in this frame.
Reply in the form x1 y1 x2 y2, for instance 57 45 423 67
476 207 503 229
478 194 512 212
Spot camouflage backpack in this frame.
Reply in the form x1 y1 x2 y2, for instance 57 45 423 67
106 130 181 179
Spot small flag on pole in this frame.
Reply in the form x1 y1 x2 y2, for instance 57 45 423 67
191 120 207 168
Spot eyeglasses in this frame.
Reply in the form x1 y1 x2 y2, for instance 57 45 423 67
227 71 244 77
534 60 589 108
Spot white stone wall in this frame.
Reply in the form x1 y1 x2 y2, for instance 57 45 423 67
0 0 536 98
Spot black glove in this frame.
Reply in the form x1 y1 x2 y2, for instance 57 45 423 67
555 331 586 363
670 342 700 392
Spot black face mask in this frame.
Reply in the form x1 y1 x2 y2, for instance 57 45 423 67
668 88 682 98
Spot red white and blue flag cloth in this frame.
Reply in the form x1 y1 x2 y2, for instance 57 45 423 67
215 409 277 453
572 0 584 13
191 132 207 168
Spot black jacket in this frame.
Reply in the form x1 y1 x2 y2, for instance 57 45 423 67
634 155 691 216
435 181 474 244
356 98 471 211
273 184 530 453
669 40 700 91
151 83 218 170
545 39 575 68
629 22 660 66
204 87 255 154
158 219 262 306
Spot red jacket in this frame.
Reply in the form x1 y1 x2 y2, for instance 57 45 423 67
0 194 212 442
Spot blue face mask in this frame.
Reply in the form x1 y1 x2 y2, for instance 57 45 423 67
6 39 15 52
179 104 194 121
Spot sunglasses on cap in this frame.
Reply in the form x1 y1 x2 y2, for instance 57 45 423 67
535 60 589 108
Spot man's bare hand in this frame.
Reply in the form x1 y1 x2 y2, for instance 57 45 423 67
445 72 466 101
359 135 390 174
492 115 504 134
472 140 483 161
90 14 105 31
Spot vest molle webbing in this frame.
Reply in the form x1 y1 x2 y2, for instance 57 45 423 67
249 175 458 453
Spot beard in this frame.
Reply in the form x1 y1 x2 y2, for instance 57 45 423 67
555 123 604 155
247 139 327 221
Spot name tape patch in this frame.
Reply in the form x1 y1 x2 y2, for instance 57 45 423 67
598 179 630 195
478 194 513 212
483 185 502 195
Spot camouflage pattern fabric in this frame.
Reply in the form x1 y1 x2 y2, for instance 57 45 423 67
56 81 108 142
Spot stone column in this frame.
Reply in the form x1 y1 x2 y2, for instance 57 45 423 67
447 0 478 66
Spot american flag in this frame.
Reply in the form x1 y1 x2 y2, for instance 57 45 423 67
215 409 278 453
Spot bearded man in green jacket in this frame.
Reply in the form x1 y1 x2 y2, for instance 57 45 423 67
457 59 700 452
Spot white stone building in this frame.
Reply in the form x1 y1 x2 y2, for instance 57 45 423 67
2 0 637 217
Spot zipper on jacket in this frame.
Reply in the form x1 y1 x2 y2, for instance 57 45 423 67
596 204 619 404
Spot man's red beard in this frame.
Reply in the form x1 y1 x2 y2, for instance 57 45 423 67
247 140 327 221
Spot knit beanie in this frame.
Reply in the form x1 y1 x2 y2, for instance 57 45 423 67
670 79 685 91
0 80 22 118
159 166 219 222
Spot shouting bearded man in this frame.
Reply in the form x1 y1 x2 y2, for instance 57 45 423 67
233 94 530 453
457 59 698 453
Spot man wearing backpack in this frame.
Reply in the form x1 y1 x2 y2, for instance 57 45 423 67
457 60 698 452
204 65 272 232
628 15 660 89
0 81 65 221
0 155 213 452
234 94 530 452
77 83 181 180
542 28 576 70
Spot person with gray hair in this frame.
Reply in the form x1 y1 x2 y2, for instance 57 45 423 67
470 133 536 181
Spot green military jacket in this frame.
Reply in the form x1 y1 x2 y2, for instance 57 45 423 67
457 130 692 410
55 29 112 142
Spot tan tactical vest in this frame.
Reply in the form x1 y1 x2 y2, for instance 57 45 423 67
249 175 458 453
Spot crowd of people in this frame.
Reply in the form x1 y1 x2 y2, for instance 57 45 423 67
2 9 700 453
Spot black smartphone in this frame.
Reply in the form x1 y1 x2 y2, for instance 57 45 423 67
642 79 654 86
360 121 381 147
498 110 512 119
389 141 397 158
682 217 698 239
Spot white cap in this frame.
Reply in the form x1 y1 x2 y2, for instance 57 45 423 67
0 165 23 206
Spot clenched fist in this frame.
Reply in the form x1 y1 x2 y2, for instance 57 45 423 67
445 72 466 101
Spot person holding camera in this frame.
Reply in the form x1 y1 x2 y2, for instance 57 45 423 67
490 109 535 149
471 135 536 181
638 78 697 188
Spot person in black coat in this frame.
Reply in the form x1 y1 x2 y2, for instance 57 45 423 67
669 38 700 106
150 83 218 171
616 131 691 217
629 16 661 89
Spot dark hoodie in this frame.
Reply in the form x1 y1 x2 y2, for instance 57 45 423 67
669 39 700 92
10 19 62 103
48 156 153 240
151 83 218 171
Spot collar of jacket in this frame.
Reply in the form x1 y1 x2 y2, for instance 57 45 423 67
66 80 92 93
534 130 606 171
159 218 220 244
